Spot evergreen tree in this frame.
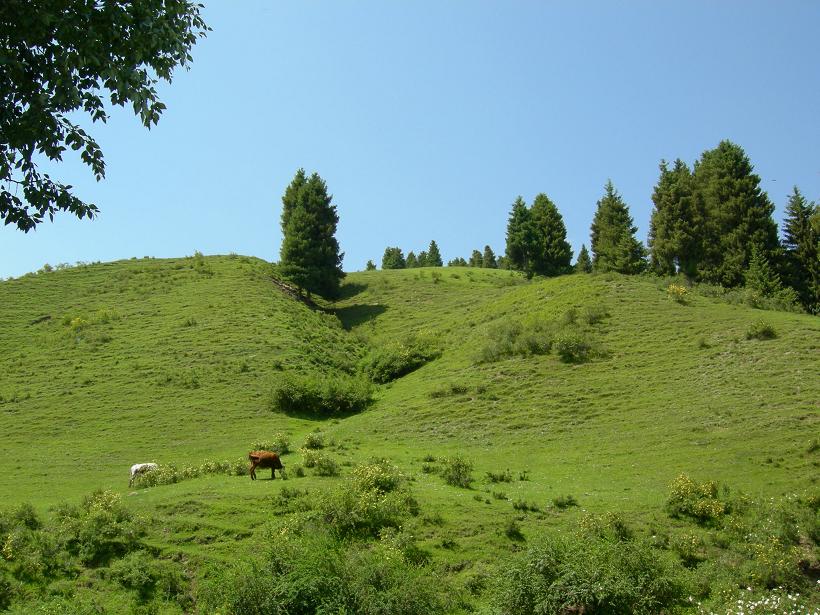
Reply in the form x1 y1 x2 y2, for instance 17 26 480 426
417 251 428 267
382 247 406 269
575 244 592 273
426 240 443 267
693 140 779 286
505 196 533 273
781 187 818 312
405 251 418 268
530 193 572 276
745 244 783 297
482 245 498 268
496 255 510 270
448 257 468 267
590 181 646 274
469 249 483 267
365 260 377 271
648 159 704 277
279 170 344 298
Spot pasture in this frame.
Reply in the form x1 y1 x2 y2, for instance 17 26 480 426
0 256 817 613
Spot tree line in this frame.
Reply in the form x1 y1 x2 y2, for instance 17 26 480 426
278 139 817 313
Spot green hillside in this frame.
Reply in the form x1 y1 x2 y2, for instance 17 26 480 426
0 256 817 613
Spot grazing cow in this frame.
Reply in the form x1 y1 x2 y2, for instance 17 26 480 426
129 462 158 487
248 451 284 480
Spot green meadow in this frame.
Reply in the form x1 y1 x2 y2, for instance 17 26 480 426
0 255 817 613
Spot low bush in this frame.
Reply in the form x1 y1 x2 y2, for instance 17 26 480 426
302 430 325 450
250 432 290 454
486 469 513 483
109 550 188 605
666 474 728 525
552 494 578 509
131 457 248 489
667 283 689 304
359 337 441 383
477 319 553 363
441 455 474 488
313 455 340 477
554 334 595 364
269 371 373 416
745 320 777 340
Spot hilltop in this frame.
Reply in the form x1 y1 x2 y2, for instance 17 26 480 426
0 255 817 613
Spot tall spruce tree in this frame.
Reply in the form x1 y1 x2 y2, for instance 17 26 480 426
745 244 783 297
279 170 344 298
426 240 443 267
365 260 377 271
575 244 592 273
469 249 483 268
406 251 419 268
782 186 819 312
382 247 406 269
590 181 646 274
483 245 498 268
505 196 533 273
648 159 704 277
693 140 778 286
417 251 428 267
530 193 573 276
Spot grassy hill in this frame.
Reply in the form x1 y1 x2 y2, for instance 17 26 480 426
0 256 817 613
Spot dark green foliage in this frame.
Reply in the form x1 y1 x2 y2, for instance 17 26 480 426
575 244 592 273
441 455 473 488
530 193 573 276
745 320 777 340
745 244 784 297
416 250 428 267
469 249 484 267
694 141 779 287
359 337 441 383
490 531 687 615
0 0 209 231
552 494 578 509
365 259 377 271
279 170 345 298
109 551 187 604
649 159 704 277
405 251 419 268
486 469 513 483
426 240 443 267
269 371 373 416
590 181 646 274
477 318 553 363
483 245 498 268
781 186 819 313
505 196 534 273
554 333 595 364
447 257 467 267
381 247 406 269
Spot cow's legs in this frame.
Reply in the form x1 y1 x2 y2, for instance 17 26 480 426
250 461 258 480
271 467 276 480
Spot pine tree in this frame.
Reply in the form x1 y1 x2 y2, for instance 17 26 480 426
781 186 819 312
505 196 533 273
382 247 406 269
575 244 592 273
365 260 377 271
448 257 468 267
426 240 443 267
482 245 497 268
590 181 646 274
745 243 783 297
417 251 428 267
469 249 483 268
530 193 572 276
405 251 418 268
693 140 778 286
648 159 704 277
279 170 344 298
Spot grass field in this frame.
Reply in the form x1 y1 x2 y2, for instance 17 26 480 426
0 256 817 613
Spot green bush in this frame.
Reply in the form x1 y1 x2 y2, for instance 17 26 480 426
555 333 594 363
477 319 553 363
359 337 441 383
441 455 474 488
250 432 290 454
302 430 325 449
745 320 777 340
109 550 188 604
269 372 373 416
551 494 578 509
313 455 340 477
490 531 687 615
666 474 728 525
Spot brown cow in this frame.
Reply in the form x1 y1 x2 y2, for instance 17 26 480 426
248 450 284 480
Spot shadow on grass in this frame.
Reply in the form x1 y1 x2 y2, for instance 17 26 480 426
337 281 368 300
333 303 387 330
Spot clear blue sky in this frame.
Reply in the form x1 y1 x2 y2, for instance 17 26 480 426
3 1 819 278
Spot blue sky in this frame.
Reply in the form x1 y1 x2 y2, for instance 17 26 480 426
2 1 819 278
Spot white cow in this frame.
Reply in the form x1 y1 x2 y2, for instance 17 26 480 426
129 463 159 487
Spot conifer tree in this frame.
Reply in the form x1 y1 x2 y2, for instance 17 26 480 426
693 141 778 286
406 251 418 268
505 196 533 273
781 186 819 312
365 260 377 271
469 249 483 267
279 170 344 298
381 247 406 269
590 181 646 274
426 240 443 267
417 251 428 267
745 244 783 297
575 244 592 273
482 245 498 268
448 257 468 267
648 159 704 277
530 193 572 276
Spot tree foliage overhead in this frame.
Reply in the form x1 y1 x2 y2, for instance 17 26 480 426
693 140 778 287
279 170 345 298
0 0 209 231
648 159 704 278
590 181 646 274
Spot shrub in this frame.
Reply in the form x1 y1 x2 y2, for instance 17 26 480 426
552 494 578 509
302 431 325 450
486 469 513 483
745 320 777 340
250 432 290 454
555 334 594 364
269 372 373 416
583 304 610 324
359 337 441 383
109 550 187 603
441 455 473 488
478 318 554 363
490 532 687 615
667 283 689 304
667 474 728 525
314 455 340 477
